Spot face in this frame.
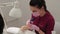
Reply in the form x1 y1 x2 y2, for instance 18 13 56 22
30 6 43 16
30 6 39 12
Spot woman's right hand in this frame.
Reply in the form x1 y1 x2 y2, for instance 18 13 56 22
26 19 40 31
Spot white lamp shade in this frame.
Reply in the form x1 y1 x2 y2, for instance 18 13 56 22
9 7 22 18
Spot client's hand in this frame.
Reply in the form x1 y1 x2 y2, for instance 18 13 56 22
20 25 29 31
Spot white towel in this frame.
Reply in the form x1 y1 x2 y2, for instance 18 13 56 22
7 27 36 34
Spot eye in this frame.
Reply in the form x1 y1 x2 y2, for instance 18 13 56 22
33 11 37 12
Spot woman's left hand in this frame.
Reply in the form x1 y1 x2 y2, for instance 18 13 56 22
30 24 40 31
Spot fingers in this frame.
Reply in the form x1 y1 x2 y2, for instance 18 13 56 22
31 25 40 31
26 19 31 25
20 25 29 31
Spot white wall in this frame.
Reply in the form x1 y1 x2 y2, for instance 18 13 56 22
0 0 31 27
45 0 60 22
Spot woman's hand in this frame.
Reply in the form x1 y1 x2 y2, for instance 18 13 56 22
26 19 40 31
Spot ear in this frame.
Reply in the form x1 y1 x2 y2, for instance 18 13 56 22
41 6 44 9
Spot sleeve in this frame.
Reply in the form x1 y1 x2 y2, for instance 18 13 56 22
45 18 55 34
26 14 34 25
26 19 31 25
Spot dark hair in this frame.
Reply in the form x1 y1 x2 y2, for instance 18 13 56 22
0 14 4 34
29 0 47 11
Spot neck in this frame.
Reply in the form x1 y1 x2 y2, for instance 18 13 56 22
40 9 46 17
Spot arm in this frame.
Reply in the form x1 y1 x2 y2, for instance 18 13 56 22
26 19 45 34
38 30 45 34
45 18 55 34
29 24 45 34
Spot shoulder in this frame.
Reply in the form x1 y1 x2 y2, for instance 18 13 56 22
47 11 55 21
46 11 55 24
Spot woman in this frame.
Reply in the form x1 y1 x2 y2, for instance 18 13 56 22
21 0 55 34
0 14 4 34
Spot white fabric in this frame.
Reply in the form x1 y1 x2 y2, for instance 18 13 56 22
25 30 36 34
52 31 56 34
7 27 20 34
7 27 36 34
